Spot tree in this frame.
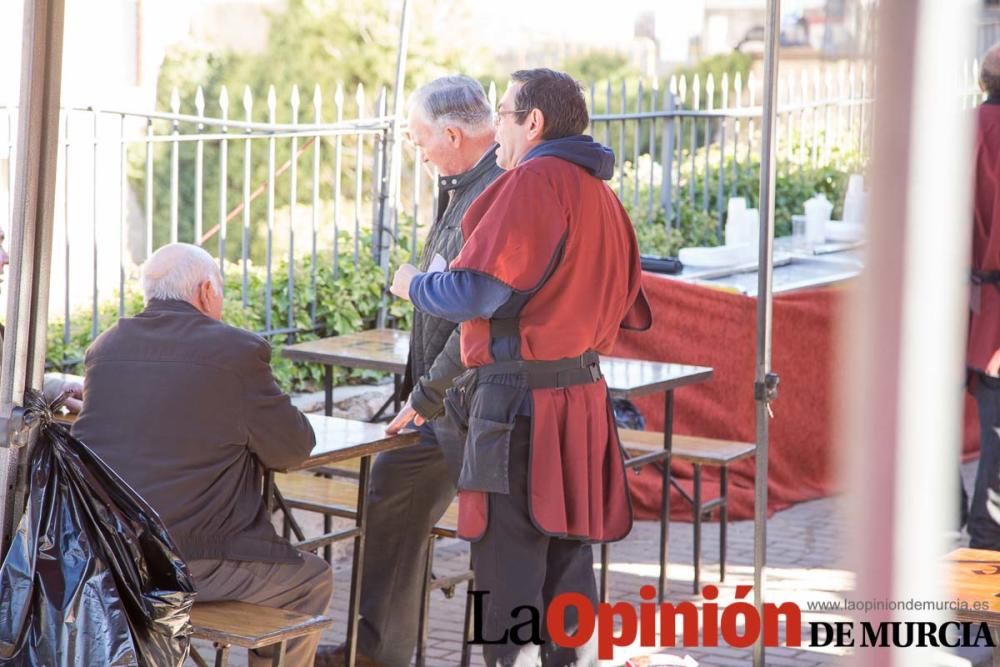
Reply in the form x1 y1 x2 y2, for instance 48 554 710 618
131 0 486 263
561 51 640 83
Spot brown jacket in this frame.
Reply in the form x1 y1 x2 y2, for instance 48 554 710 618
72 299 315 563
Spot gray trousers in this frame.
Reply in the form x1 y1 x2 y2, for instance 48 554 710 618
188 552 333 667
471 418 599 667
356 428 458 667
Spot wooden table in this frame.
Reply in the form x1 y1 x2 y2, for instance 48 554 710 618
282 329 409 419
600 356 714 603
282 330 714 601
267 414 419 667
946 548 1000 666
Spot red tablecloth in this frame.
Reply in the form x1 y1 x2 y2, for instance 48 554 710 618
614 275 979 522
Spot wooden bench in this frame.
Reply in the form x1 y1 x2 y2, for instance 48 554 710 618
610 429 756 594
275 472 472 667
945 548 1000 667
189 600 331 667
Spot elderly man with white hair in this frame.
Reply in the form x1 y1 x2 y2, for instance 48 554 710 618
318 75 502 667
73 242 331 667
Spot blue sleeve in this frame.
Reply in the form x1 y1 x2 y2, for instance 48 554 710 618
409 271 513 323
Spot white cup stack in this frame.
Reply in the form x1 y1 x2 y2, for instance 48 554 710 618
741 208 761 249
842 173 867 225
804 194 833 245
725 197 747 247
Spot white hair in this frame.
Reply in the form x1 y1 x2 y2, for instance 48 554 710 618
408 75 494 135
141 243 222 304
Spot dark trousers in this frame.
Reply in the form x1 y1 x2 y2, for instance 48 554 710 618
356 428 458 667
188 552 333 667
970 374 1000 549
471 418 599 667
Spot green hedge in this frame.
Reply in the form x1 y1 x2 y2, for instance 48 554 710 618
620 144 866 256
46 230 413 393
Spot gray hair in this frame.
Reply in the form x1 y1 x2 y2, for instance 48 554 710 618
983 43 1000 98
141 243 222 304
409 75 493 133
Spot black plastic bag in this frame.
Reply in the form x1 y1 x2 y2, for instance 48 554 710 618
0 391 194 666
612 398 646 431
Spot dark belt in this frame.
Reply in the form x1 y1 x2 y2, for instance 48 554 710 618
489 317 520 338
972 270 1000 286
477 350 602 389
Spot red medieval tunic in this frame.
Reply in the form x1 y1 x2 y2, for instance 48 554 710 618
449 155 651 542
970 102 1000 372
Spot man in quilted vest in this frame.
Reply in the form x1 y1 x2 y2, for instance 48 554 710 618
391 68 650 667
322 76 502 667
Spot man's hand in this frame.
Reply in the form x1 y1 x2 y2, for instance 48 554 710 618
386 399 425 435
391 263 420 301
61 381 84 414
988 347 1000 377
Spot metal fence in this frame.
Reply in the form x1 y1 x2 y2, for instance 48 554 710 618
1 83 442 364
587 61 875 235
0 62 885 365
980 8 1000 56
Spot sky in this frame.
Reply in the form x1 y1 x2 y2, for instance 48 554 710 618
0 0 837 109
467 0 827 59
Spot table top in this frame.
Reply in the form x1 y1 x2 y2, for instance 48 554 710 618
282 329 713 396
665 237 863 297
945 548 1000 623
279 414 419 472
602 356 713 398
281 329 409 374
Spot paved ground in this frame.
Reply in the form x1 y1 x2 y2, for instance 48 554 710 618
308 491 854 667
188 392 990 666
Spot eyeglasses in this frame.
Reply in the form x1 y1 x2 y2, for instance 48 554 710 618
494 108 528 126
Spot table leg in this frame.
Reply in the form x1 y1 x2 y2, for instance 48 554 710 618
393 374 402 412
600 543 609 603
270 641 286 667
264 471 275 514
323 514 332 563
659 390 674 605
370 395 395 423
213 643 230 667
273 487 306 542
693 464 702 595
345 454 372 667
324 366 334 417
720 466 728 583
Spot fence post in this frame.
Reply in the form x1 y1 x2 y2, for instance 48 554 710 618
241 86 253 309
371 87 388 267
310 84 321 327
195 86 205 245
288 85 300 334
660 87 675 226
264 85 277 334
169 88 180 244
218 86 229 276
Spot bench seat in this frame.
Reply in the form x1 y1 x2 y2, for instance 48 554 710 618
189 600 331 666
601 428 757 595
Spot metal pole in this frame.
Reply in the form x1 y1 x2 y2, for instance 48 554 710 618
752 1 781 665
375 0 411 329
0 0 66 555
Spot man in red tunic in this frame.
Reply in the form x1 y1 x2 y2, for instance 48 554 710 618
391 68 650 666
968 45 1000 549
